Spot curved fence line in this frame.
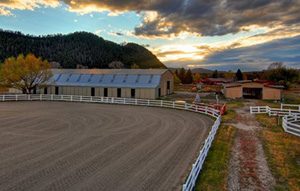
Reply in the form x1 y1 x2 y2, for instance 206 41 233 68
250 105 300 137
0 94 221 191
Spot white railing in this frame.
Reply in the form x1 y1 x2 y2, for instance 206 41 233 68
250 104 300 137
0 94 221 190
282 114 300 137
250 106 300 116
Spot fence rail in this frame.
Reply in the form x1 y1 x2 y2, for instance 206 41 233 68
250 105 300 137
0 94 221 191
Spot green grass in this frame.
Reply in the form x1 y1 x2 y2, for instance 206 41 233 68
256 114 300 191
195 125 236 191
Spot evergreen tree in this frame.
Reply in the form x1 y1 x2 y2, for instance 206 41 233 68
178 68 186 83
212 70 219 78
184 69 193 84
236 69 243 81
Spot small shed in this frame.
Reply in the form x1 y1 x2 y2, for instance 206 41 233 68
39 69 174 99
223 81 283 100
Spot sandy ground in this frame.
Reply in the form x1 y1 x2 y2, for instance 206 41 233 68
227 102 275 191
0 102 213 191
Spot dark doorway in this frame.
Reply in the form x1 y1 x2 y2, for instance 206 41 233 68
243 88 262 99
131 89 135 98
158 88 161 97
55 86 59 95
44 87 48 94
167 81 170 94
117 88 121 97
104 88 108 97
33 87 37 94
91 87 95 96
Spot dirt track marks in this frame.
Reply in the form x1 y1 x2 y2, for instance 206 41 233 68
0 102 213 191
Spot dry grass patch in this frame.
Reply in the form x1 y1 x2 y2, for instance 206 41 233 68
257 114 300 190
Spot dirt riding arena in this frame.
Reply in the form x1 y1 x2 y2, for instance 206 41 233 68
0 102 213 191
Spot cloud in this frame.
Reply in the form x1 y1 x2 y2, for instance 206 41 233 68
0 0 60 16
192 35 300 71
2 0 300 39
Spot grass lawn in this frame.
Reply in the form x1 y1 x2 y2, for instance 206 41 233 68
194 104 238 190
195 125 236 191
256 115 300 191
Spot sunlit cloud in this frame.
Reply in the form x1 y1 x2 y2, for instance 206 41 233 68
0 0 60 16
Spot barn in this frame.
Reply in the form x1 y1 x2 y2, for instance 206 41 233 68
39 69 174 99
223 81 283 100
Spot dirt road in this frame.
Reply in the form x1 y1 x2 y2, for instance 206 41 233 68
0 102 213 191
227 102 275 191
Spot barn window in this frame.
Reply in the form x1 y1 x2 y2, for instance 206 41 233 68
44 87 48 94
131 89 135 98
158 88 161 97
117 88 121 97
104 88 108 97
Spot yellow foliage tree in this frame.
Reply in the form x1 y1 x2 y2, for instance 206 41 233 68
193 73 201 83
0 53 52 94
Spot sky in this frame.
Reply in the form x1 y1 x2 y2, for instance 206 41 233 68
0 0 300 71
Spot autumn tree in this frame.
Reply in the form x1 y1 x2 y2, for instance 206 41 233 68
263 62 299 87
131 63 140 69
193 73 201 83
108 61 124 69
0 53 52 94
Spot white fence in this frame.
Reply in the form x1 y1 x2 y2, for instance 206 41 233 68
283 114 300 137
250 104 300 137
0 94 221 191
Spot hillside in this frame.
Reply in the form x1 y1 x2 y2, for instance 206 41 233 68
0 30 165 69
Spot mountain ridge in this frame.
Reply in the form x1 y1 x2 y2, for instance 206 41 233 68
0 29 166 69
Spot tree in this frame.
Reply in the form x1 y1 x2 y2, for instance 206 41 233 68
184 69 193 84
212 70 218 78
131 63 140 69
108 61 124 69
193 73 201 83
178 68 186 83
0 53 52 94
224 71 235 79
236 69 243 81
263 63 299 87
174 74 181 84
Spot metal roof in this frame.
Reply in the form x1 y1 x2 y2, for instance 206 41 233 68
48 69 168 88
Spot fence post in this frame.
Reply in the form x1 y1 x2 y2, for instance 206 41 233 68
2 95 4 101
15 94 18 101
123 98 126 104
40 94 42 101
135 99 137 105
80 96 82 102
173 101 175 108
71 95 73 102
161 100 163 107
148 100 150 106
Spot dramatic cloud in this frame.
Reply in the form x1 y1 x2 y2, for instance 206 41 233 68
61 0 300 38
165 35 300 71
1 0 300 38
